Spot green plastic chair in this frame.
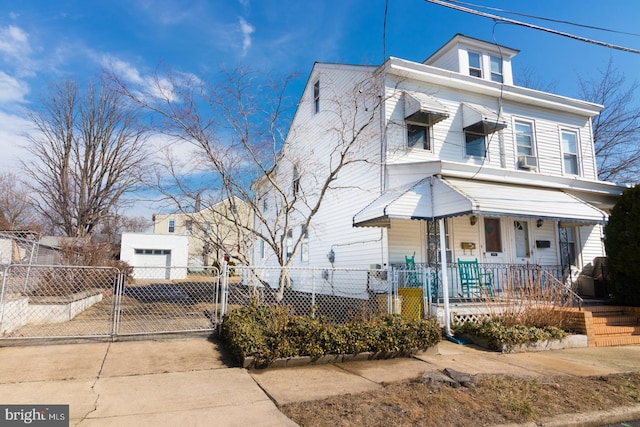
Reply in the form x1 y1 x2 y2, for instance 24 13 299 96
405 253 421 287
457 258 494 298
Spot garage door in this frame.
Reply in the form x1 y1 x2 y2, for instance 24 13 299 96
134 249 172 279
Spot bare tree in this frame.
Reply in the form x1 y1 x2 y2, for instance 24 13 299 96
108 66 382 297
579 59 640 183
22 79 148 237
0 172 39 230
515 65 557 93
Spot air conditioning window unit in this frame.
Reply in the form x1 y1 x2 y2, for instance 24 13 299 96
518 155 538 170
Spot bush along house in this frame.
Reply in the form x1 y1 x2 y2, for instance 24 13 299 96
253 34 625 327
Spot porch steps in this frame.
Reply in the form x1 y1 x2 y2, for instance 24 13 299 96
585 306 640 347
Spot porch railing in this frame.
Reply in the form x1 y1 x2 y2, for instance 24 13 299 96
390 262 581 307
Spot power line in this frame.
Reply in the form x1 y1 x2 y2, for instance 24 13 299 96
447 0 640 38
425 0 640 55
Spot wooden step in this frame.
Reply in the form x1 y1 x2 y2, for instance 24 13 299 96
594 335 640 347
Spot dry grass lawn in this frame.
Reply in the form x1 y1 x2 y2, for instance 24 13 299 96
281 371 640 426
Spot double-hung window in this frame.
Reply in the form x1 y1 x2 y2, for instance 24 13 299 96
300 226 309 262
407 123 430 150
465 131 486 157
515 121 534 156
293 165 300 196
468 52 482 78
490 56 503 83
168 219 175 233
561 130 579 175
286 229 293 260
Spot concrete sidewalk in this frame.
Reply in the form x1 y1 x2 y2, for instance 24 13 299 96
1 337 640 426
250 340 640 405
0 337 296 426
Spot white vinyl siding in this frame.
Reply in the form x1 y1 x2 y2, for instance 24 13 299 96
387 219 424 264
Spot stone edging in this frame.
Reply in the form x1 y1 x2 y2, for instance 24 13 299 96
242 347 436 369
459 334 588 353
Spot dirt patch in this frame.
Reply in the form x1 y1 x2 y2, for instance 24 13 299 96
280 372 640 426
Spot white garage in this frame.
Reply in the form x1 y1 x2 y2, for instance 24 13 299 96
120 233 189 280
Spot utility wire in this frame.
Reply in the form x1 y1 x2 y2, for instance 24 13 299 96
447 0 640 37
425 0 640 55
383 0 388 61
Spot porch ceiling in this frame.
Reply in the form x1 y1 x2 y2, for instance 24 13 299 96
352 176 608 228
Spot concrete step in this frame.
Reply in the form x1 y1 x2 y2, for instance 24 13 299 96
594 334 640 347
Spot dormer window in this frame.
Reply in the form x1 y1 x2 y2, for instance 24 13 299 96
468 51 482 78
490 56 503 83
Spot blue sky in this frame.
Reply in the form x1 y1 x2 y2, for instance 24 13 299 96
1 0 640 215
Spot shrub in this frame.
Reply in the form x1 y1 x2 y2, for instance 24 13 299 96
454 319 567 352
605 185 640 306
220 303 441 368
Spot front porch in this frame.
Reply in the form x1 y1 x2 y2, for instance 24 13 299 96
389 261 586 327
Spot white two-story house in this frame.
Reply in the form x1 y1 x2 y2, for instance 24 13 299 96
253 34 624 300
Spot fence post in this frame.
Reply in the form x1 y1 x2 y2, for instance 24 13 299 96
112 270 124 338
0 265 8 333
311 269 316 318
219 259 229 326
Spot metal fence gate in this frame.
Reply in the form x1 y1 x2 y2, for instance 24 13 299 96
116 266 220 336
0 265 221 341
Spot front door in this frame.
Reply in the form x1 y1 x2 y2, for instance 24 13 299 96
482 217 506 263
513 220 531 263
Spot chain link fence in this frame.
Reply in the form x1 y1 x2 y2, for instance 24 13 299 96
1 263 436 342
225 266 425 323
0 265 220 340
0 264 119 339
116 266 220 336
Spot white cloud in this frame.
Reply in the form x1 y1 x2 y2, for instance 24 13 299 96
99 54 144 85
0 25 30 58
0 71 29 103
0 110 31 171
239 17 255 56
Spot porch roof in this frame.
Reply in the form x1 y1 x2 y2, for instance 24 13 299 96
352 176 608 228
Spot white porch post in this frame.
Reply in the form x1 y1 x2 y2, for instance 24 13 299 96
438 218 451 336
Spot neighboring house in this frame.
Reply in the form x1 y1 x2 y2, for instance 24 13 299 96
120 232 188 279
254 34 624 296
152 197 253 268
0 231 62 266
